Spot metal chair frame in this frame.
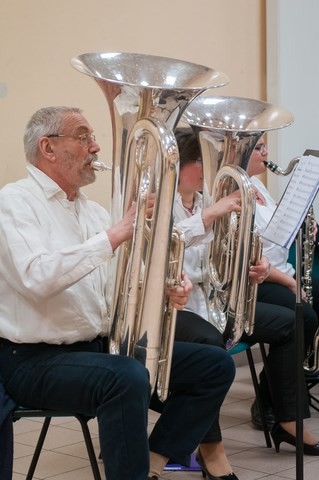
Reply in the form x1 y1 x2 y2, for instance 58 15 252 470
12 407 102 480
229 342 272 448
305 373 319 412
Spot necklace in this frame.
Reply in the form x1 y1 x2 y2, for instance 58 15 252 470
184 205 194 214
254 188 266 205
182 198 195 215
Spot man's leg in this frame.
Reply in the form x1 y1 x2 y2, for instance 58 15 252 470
0 340 150 480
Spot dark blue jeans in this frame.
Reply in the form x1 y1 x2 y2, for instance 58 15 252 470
0 338 234 479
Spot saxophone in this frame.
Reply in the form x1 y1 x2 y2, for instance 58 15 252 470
302 205 316 306
302 205 318 373
265 158 319 373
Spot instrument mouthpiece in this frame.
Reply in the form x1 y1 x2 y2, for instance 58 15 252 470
91 161 112 172
264 157 300 176
263 160 279 173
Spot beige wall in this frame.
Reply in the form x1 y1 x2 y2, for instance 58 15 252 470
266 1 319 218
0 0 265 208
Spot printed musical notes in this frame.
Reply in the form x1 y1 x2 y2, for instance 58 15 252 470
262 152 319 248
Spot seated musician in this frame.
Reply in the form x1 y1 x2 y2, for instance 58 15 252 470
173 127 319 461
248 138 319 428
0 106 237 480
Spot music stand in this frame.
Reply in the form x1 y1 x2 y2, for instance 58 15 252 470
262 149 319 480
295 149 319 479
295 230 304 480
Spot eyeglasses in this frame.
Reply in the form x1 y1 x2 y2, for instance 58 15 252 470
254 143 268 153
47 133 96 148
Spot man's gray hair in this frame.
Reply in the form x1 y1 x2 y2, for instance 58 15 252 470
23 106 82 165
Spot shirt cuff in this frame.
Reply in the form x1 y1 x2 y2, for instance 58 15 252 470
86 231 114 259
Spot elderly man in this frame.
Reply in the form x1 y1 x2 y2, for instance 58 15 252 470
0 106 235 480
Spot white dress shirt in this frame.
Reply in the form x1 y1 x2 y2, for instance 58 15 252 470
174 192 213 321
251 176 295 276
0 165 114 344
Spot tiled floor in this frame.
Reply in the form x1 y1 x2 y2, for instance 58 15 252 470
12 362 319 480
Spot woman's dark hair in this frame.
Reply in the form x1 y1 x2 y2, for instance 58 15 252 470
174 127 201 169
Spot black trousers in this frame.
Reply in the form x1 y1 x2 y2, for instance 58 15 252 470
175 310 225 349
176 282 319 423
173 311 228 443
243 282 319 422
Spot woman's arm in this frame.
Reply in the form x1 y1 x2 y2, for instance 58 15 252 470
201 191 241 230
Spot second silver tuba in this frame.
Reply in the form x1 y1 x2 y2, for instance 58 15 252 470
183 95 294 348
71 52 228 400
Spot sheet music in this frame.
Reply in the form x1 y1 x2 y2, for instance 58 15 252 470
262 154 319 249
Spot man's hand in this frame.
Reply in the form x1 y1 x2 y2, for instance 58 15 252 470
107 195 155 251
107 202 137 250
167 272 192 310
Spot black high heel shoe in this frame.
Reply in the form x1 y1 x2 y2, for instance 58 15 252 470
196 449 239 480
271 423 319 455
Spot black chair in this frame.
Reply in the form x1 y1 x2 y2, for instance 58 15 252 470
13 407 102 480
229 342 272 448
305 371 319 412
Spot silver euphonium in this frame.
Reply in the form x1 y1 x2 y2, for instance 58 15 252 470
71 52 228 400
265 157 319 372
183 95 294 349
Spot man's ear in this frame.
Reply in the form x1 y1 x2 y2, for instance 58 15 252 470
39 137 56 161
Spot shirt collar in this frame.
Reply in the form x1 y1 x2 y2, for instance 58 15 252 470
27 164 87 201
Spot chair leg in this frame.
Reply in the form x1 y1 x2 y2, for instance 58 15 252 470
26 417 51 480
246 347 272 448
258 343 275 404
75 415 102 480
307 380 319 412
